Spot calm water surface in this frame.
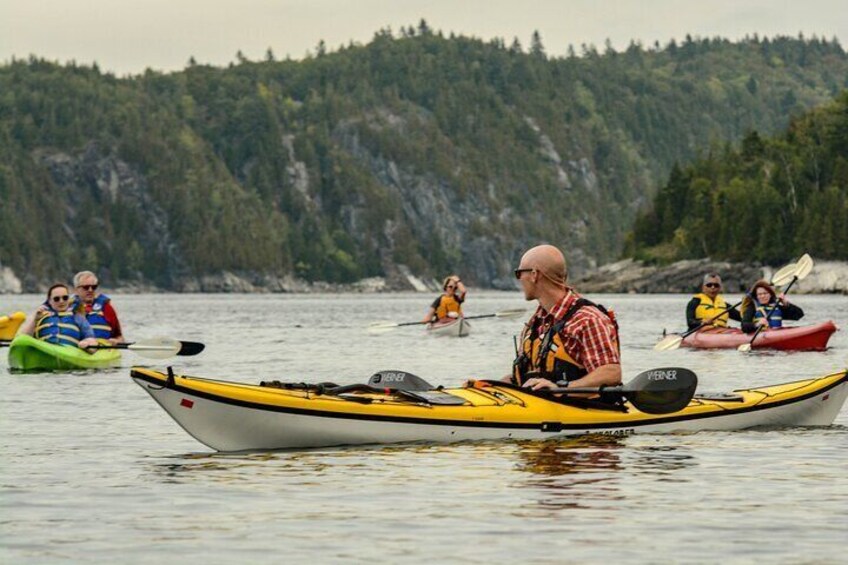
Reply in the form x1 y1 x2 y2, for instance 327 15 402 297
2 292 847 563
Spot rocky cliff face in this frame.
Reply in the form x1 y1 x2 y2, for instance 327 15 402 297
333 111 604 290
34 143 188 286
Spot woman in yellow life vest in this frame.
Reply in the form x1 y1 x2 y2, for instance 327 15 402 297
423 275 467 323
685 273 742 330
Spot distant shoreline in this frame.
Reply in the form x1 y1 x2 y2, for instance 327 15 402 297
3 259 847 295
574 258 848 295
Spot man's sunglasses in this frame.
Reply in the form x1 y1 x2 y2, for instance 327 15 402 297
79 284 98 291
514 268 533 280
704 282 721 289
51 295 70 303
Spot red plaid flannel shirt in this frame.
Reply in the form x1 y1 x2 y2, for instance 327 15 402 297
524 289 620 373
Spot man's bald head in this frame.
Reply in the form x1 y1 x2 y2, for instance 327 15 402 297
519 244 568 287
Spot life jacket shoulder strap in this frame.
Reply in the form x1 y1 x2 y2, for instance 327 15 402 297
539 299 591 361
543 298 620 354
549 298 618 334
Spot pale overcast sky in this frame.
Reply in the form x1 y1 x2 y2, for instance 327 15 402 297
1 0 845 76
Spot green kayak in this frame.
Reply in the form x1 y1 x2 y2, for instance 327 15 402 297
7 335 122 372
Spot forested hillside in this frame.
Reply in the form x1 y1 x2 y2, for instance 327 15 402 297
1 26 846 290
626 91 848 264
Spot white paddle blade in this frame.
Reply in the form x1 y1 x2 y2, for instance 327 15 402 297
654 334 684 351
128 337 182 359
771 253 814 287
495 308 528 319
737 342 753 352
367 321 399 334
796 254 814 279
770 262 798 287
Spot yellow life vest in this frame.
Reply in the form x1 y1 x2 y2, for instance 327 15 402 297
434 295 463 320
693 293 730 327
513 328 585 386
512 298 619 385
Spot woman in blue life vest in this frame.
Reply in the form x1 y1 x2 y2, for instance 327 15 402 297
17 283 99 349
422 275 467 323
740 279 804 333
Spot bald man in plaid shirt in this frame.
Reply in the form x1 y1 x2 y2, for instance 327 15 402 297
511 244 622 391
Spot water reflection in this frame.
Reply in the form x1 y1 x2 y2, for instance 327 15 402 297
515 435 625 476
144 442 451 484
147 451 334 484
513 435 697 512
511 436 625 511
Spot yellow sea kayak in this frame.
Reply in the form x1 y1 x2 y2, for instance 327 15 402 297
131 367 848 452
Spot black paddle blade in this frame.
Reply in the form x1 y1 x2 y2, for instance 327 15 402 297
368 370 435 391
623 367 698 414
176 341 205 356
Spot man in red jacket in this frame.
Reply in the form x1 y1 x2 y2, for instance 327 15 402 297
73 271 125 345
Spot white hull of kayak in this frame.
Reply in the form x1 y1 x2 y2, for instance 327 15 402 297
133 375 848 452
427 318 470 337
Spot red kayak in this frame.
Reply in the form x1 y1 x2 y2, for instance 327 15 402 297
680 321 837 351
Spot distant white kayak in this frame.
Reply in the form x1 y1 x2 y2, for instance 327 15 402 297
426 317 471 337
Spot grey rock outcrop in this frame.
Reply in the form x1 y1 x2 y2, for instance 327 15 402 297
576 258 767 294
0 262 22 294
576 258 848 294
796 261 848 294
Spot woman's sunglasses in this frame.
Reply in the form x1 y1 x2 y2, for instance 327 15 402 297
51 295 70 303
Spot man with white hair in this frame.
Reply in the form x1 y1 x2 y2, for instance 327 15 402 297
72 271 125 344
685 273 741 330
510 244 621 391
